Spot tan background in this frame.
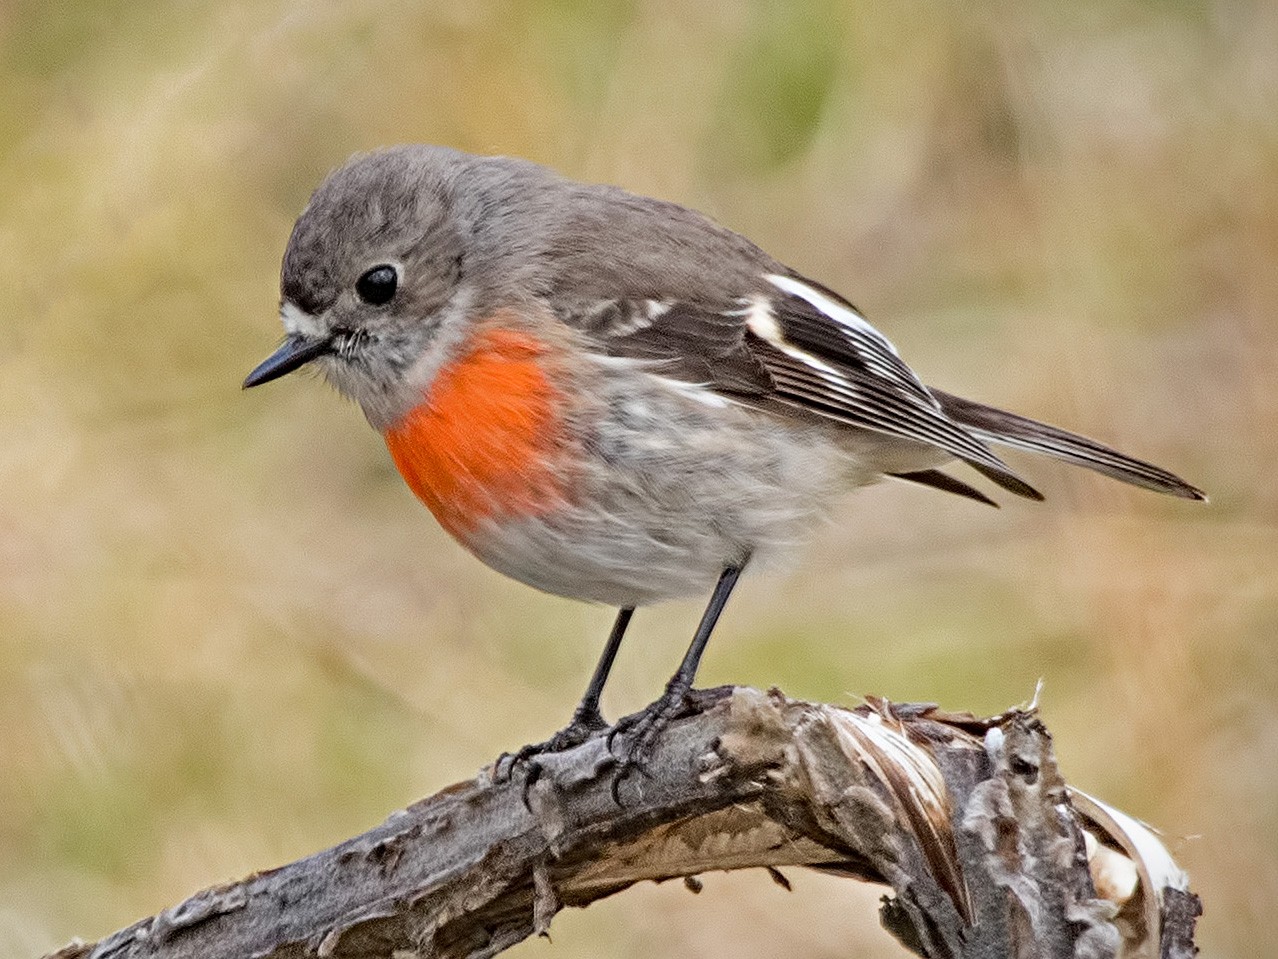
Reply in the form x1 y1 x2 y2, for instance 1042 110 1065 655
1 1 1274 956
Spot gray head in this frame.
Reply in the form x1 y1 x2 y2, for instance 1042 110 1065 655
244 145 546 427
280 145 469 319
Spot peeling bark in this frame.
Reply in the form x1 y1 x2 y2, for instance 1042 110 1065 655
43 687 1199 959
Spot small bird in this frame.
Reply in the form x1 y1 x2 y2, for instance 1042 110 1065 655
244 145 1203 766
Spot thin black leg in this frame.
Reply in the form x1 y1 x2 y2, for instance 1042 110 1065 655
609 563 747 801
570 606 634 728
662 566 742 700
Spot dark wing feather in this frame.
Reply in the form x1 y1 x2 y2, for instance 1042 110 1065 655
765 275 933 404
749 280 1042 499
563 296 774 397
556 277 1043 500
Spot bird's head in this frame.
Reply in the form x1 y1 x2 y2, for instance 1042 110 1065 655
244 146 477 429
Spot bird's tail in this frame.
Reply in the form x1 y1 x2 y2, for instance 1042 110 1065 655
928 388 1207 501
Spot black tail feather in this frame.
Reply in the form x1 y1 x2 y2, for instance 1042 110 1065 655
964 460 1046 502
931 388 1206 501
890 469 1000 507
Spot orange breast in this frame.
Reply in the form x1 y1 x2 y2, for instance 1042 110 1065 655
383 327 570 540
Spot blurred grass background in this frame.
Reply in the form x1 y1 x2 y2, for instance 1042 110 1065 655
1 0 1274 956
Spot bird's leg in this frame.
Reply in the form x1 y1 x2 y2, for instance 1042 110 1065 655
609 564 745 800
558 605 634 741
495 607 634 781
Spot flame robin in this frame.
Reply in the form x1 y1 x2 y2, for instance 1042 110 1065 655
244 145 1204 769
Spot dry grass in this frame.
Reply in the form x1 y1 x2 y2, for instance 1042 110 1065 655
1 1 1274 957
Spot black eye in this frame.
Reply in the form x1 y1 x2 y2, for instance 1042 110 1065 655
355 264 398 305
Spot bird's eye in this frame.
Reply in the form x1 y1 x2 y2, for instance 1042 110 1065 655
355 264 398 305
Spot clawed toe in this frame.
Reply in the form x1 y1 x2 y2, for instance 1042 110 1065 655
494 710 609 784
493 686 698 808
607 689 691 803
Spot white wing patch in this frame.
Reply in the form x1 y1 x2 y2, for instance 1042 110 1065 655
763 274 940 407
743 295 782 342
766 273 900 356
745 296 848 382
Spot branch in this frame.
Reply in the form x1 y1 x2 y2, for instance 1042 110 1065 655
43 687 1199 959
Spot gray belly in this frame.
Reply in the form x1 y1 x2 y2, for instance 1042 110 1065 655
462 375 902 607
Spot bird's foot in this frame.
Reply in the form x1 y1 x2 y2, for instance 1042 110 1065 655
606 684 695 804
493 708 609 784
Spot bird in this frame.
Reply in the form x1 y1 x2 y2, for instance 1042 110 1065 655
243 145 1204 771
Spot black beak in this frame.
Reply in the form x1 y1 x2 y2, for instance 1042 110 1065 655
242 334 332 389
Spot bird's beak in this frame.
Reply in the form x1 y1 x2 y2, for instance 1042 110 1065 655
242 334 332 389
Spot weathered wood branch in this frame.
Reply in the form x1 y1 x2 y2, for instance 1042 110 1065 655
44 687 1199 959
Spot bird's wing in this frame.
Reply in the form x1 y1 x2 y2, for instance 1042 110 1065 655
556 272 1042 500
